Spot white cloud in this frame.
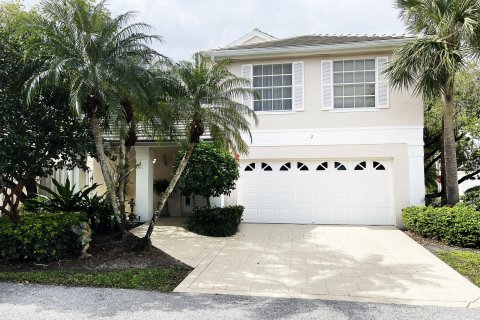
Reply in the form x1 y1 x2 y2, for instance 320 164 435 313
22 0 405 61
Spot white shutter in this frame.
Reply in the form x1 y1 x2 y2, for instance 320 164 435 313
321 60 333 110
376 57 389 109
292 61 304 111
241 64 253 109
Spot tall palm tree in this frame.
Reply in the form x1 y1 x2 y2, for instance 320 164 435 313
386 0 480 205
142 53 258 241
22 0 161 232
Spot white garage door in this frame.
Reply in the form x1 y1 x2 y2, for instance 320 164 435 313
238 160 394 225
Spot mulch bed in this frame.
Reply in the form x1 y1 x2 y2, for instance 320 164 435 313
0 230 192 273
405 230 480 254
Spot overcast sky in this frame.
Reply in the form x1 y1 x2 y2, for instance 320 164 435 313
23 0 406 61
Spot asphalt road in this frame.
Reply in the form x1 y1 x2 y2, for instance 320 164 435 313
1 282 479 320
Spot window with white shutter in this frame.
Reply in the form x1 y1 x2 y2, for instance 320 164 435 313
241 64 253 109
292 61 304 111
321 60 333 110
376 57 389 109
251 63 293 111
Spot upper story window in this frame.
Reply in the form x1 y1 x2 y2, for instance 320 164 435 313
333 59 376 109
253 64 293 112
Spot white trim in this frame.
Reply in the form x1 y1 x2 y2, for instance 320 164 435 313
210 38 414 59
244 126 424 147
135 147 154 222
328 108 381 113
408 145 425 205
225 29 277 48
254 111 297 115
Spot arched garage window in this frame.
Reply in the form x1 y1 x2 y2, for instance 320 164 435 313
297 162 309 171
316 162 328 171
335 162 347 171
244 163 256 171
262 163 273 171
280 162 291 171
354 161 367 170
373 161 386 171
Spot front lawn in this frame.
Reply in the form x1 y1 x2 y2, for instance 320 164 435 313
0 231 192 292
0 267 189 291
435 250 480 287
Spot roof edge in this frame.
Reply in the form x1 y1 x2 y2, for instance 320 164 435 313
208 38 415 60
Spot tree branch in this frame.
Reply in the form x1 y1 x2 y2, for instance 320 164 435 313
459 168 480 185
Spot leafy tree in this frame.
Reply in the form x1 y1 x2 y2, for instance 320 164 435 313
386 0 480 205
143 54 258 241
0 10 95 223
174 142 239 206
21 0 161 234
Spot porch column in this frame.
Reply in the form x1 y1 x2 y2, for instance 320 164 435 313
68 167 81 192
408 145 425 205
135 146 154 222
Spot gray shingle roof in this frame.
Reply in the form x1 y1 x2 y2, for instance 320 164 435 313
214 34 410 51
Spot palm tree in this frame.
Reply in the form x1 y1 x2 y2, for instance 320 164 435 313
386 0 480 205
142 53 258 241
22 0 161 233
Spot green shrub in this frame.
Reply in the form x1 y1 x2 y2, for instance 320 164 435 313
83 194 118 234
0 211 87 261
185 205 244 237
463 186 480 211
403 205 480 247
25 178 99 213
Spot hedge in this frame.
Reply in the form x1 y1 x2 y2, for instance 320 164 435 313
0 211 87 261
402 205 480 247
185 205 244 237
463 186 480 211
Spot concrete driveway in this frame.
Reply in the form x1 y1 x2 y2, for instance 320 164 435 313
134 221 480 307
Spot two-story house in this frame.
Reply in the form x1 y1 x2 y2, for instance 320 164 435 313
81 29 425 227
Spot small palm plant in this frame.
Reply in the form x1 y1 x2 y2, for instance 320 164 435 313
25 178 99 212
386 0 480 205
142 54 258 241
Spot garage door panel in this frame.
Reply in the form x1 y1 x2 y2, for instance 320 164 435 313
243 207 258 221
277 192 295 205
259 192 276 206
239 159 394 225
259 177 276 188
257 208 276 222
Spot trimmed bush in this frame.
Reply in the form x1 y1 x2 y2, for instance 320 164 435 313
0 211 87 261
463 186 480 211
185 205 244 237
403 205 480 247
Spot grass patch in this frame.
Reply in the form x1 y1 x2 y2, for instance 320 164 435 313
0 267 190 292
436 250 480 286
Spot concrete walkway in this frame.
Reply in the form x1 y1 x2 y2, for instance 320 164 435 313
2 283 480 320
132 218 225 268
139 221 480 307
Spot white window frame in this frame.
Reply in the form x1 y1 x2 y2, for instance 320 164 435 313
252 63 294 112
332 59 377 110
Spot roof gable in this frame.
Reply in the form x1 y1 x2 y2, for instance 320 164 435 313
225 28 277 48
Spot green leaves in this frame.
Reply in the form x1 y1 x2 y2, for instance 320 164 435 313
0 211 88 261
388 0 480 99
185 205 244 237
25 177 100 212
173 142 240 200
402 204 480 247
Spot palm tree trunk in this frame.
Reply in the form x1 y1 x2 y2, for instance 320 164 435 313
117 136 128 233
90 113 124 231
144 142 196 240
443 84 460 205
